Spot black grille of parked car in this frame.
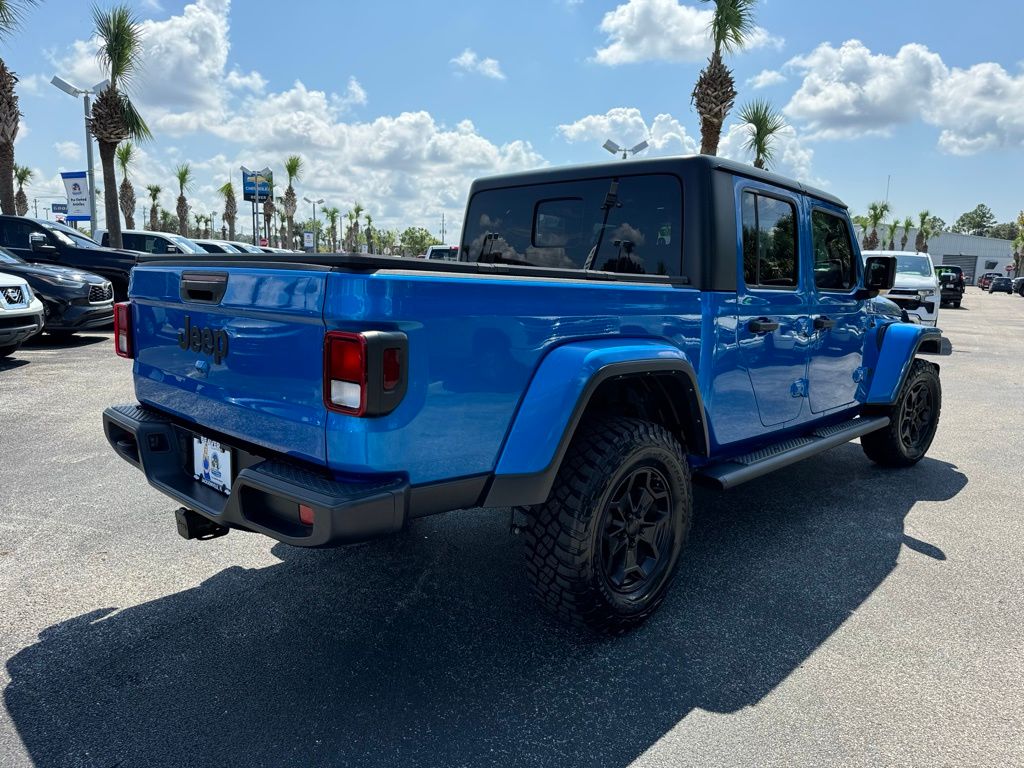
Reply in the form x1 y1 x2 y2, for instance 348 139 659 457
1 286 25 305
89 282 114 303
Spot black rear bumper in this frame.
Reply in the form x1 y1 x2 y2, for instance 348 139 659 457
102 404 408 547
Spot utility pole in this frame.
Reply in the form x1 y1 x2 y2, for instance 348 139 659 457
33 198 38 217
440 212 446 243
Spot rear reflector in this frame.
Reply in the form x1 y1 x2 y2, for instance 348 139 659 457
298 504 315 526
382 347 401 391
113 301 133 359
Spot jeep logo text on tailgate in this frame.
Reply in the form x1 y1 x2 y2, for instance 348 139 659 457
178 315 229 363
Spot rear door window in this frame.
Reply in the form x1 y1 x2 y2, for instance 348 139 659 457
741 191 799 289
462 174 682 276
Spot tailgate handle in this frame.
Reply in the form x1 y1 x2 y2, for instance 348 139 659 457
180 272 228 304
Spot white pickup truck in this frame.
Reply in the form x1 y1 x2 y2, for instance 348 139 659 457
0 271 44 357
862 251 940 326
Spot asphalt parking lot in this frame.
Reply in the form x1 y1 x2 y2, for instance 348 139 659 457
1 287 1022 767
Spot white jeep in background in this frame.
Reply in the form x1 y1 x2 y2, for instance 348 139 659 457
0 271 44 357
862 251 940 326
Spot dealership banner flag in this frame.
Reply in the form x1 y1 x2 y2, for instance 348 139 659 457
60 171 91 221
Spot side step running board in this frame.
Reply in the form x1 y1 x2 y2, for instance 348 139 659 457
694 416 890 490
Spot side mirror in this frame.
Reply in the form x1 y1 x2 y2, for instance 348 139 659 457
29 233 55 253
165 244 180 254
863 255 896 294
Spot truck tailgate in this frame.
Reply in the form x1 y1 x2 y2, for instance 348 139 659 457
130 264 329 465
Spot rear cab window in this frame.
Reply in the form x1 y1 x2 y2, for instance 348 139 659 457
461 174 683 277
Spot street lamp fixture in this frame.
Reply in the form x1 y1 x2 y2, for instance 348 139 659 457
603 139 650 160
50 76 109 236
303 197 325 253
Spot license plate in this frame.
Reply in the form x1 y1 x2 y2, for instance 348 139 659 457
193 436 233 495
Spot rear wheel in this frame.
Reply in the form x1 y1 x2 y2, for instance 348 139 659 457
862 359 941 467
47 330 77 340
523 417 692 634
0 344 20 358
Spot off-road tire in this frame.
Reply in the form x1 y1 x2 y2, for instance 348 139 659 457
862 359 941 467
523 417 692 634
954 299 962 308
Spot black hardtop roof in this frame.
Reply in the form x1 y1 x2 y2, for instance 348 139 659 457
469 154 846 209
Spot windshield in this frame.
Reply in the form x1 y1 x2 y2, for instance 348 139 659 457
42 222 100 249
895 255 933 276
0 248 24 265
166 234 204 254
229 241 263 254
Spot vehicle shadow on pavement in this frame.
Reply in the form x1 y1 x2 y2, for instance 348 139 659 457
0 357 30 372
23 332 109 350
5 446 967 767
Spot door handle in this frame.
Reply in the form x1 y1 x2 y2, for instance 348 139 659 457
748 318 780 334
814 316 836 330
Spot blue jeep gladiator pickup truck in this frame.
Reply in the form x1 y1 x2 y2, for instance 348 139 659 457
103 156 951 632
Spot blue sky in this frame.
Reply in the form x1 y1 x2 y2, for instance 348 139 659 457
7 0 1024 238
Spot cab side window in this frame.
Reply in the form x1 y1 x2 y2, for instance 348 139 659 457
0 219 38 249
811 210 858 292
741 191 798 289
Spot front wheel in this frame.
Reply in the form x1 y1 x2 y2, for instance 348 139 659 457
523 417 692 634
0 343 20 358
862 359 941 467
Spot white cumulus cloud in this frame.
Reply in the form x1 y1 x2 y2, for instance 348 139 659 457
784 39 1024 154
54 140 81 161
559 107 699 156
747 69 786 89
450 49 506 80
593 0 783 66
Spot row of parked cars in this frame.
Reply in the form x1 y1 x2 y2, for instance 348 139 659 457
0 215 297 358
976 271 1023 295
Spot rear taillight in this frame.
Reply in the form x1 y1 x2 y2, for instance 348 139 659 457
113 301 133 359
324 331 408 416
325 332 367 414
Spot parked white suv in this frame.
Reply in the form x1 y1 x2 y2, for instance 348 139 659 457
862 250 940 326
0 271 44 357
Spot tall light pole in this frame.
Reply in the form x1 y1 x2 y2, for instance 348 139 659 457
303 196 324 253
603 139 650 160
51 76 109 237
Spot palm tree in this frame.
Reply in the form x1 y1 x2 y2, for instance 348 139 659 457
352 201 364 250
115 141 136 229
192 212 203 239
322 206 339 252
852 215 870 249
915 210 931 254
218 181 236 241
88 5 151 250
691 0 756 156
158 208 173 232
263 196 275 244
12 162 30 215
0 0 39 216
886 219 899 250
738 99 786 170
864 201 890 251
146 183 160 230
283 155 302 245
174 162 191 237
343 209 356 251
364 212 374 254
901 215 914 251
